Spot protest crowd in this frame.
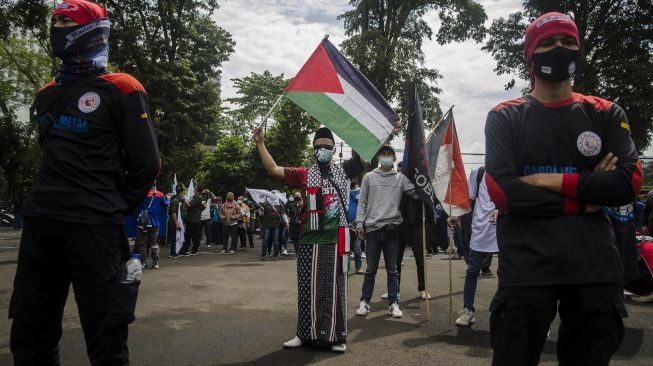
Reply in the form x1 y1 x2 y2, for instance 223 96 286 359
4 1 653 365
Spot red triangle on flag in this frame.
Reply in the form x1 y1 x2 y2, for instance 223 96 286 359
285 43 344 94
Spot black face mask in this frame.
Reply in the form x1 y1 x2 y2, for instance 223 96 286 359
532 46 580 82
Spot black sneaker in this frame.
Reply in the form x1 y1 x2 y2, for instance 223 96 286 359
481 268 493 276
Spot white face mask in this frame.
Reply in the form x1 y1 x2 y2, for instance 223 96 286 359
237 200 242 204
288 197 294 202
379 156 394 168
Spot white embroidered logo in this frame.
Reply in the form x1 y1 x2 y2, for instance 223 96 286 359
577 131 602 157
78 92 101 113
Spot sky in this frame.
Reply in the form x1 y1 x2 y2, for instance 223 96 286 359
212 0 526 172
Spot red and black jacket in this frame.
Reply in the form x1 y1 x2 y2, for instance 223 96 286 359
485 92 642 287
24 73 160 225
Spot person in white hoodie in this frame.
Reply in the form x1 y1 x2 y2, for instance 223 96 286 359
355 146 418 318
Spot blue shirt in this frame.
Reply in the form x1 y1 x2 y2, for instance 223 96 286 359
349 188 360 223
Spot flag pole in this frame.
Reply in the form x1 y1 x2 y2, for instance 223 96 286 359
425 105 455 142
252 94 284 135
422 201 431 321
445 106 456 329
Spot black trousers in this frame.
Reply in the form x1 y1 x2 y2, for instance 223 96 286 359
210 221 223 245
237 226 247 248
10 218 137 366
490 284 625 366
182 221 201 254
223 224 238 251
200 219 212 246
168 222 177 256
397 223 426 292
246 223 254 247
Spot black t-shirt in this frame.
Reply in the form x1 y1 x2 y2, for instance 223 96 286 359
23 73 160 225
485 92 642 287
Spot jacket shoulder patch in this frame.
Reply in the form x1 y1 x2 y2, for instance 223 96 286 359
492 97 527 112
100 73 146 96
572 93 613 112
38 80 57 93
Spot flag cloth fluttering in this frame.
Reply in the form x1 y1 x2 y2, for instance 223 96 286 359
426 109 471 217
246 188 288 205
175 204 185 254
187 179 195 200
284 37 397 162
401 86 437 209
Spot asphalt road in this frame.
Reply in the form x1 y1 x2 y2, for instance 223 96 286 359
0 226 651 365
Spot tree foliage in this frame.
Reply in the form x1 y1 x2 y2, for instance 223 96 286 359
483 0 653 151
103 0 235 190
205 71 320 196
338 0 486 129
0 1 54 198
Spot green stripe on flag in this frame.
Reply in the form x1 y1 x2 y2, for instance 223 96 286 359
285 91 383 161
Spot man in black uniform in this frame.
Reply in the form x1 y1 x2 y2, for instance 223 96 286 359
485 12 642 366
9 1 160 365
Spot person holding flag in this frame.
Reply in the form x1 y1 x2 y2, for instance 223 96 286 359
484 12 642 365
397 87 443 309
355 145 419 319
253 126 364 353
169 186 187 258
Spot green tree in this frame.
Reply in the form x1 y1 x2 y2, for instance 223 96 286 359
203 135 253 196
483 0 653 151
643 160 653 191
103 0 235 190
0 1 54 198
203 71 320 193
338 0 487 129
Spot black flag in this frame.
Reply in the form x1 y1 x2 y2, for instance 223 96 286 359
401 86 436 209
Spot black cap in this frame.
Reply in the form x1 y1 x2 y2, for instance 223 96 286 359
312 127 335 144
377 145 395 157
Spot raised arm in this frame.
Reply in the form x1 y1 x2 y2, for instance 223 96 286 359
252 127 285 180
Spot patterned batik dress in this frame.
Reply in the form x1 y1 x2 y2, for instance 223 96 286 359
293 164 350 344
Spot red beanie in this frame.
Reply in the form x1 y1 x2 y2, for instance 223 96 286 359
52 0 108 25
524 12 580 66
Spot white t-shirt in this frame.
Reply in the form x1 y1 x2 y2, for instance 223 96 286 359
200 202 211 221
468 168 498 253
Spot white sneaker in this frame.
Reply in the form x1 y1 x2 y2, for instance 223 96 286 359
631 293 653 303
207 244 211 249
455 308 475 327
361 252 366 259
356 301 370 316
420 291 431 300
283 336 304 348
282 249 288 255
381 292 388 299
389 303 403 318
331 343 347 353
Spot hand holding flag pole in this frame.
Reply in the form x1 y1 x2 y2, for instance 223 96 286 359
425 105 471 328
402 86 438 321
251 94 284 140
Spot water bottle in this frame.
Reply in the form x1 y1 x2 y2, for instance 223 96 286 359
121 253 143 284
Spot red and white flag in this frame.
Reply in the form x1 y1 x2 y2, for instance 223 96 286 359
426 109 470 217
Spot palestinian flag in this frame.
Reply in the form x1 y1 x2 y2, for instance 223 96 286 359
284 38 397 162
426 109 470 217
